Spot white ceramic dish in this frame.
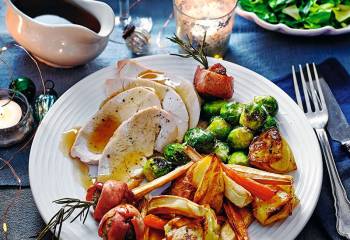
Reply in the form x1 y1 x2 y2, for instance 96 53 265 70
5 0 114 68
236 5 350 36
29 55 323 239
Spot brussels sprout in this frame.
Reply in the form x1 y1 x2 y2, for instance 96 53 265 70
227 126 254 150
164 143 190 166
214 141 230 163
202 100 227 118
207 117 232 140
254 96 279 116
220 102 245 126
239 103 267 130
143 156 173 181
184 128 215 153
209 115 221 124
261 115 278 131
228 151 249 166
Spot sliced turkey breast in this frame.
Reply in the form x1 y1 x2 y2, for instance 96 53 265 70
106 60 200 129
106 79 188 142
71 87 161 164
98 107 178 184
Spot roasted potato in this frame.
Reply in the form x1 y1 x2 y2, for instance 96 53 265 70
170 172 196 199
147 195 220 240
252 185 299 225
191 155 225 212
164 217 204 240
248 128 297 173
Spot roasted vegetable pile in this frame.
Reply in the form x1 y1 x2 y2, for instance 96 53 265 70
143 95 296 184
240 0 350 29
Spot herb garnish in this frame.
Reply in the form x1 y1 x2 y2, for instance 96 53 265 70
168 33 209 69
36 198 94 240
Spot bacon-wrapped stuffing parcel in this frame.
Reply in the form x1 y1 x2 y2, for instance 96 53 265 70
98 204 144 240
194 63 234 99
86 180 134 221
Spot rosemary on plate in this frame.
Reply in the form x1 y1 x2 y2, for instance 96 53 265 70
36 198 94 240
168 33 209 69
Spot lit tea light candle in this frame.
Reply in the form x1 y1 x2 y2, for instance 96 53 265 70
174 0 237 57
0 99 22 129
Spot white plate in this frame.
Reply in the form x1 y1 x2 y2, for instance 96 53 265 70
236 5 350 36
29 54 322 239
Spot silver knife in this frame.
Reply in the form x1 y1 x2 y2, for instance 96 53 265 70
320 77 350 153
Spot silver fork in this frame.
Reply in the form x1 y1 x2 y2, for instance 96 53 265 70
292 63 350 239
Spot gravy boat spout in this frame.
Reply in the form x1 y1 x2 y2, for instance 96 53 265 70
6 0 115 68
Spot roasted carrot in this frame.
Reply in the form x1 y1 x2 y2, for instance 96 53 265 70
221 163 276 201
143 214 167 230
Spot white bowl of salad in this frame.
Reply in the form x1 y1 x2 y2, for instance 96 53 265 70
236 0 350 36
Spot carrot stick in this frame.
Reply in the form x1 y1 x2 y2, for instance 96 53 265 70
143 214 167 230
221 163 276 201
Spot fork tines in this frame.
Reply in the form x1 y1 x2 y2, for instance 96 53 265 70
292 63 327 114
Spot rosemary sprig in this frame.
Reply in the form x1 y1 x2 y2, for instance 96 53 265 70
168 33 209 69
36 198 94 240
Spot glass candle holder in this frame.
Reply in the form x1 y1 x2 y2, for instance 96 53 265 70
0 89 35 147
173 0 237 58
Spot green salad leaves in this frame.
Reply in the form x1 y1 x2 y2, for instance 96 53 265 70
240 0 350 29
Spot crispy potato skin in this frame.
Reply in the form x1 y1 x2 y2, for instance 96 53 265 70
170 155 224 213
252 185 299 225
170 174 196 199
248 128 297 173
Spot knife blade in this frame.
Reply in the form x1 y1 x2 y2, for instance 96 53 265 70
320 78 350 147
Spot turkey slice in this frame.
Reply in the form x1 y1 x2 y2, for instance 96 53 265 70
98 107 178 183
71 87 161 165
105 79 189 142
106 59 200 129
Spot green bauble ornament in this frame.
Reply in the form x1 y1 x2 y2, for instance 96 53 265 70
34 80 58 122
9 77 36 102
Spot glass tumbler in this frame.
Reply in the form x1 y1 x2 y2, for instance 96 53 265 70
173 0 237 58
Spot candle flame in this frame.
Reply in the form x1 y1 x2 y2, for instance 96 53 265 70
2 222 8 233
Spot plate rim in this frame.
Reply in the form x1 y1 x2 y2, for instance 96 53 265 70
236 5 350 36
29 54 323 239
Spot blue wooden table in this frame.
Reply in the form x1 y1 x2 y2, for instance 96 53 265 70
1 0 349 239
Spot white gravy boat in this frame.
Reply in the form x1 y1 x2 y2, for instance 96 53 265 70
5 0 115 68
